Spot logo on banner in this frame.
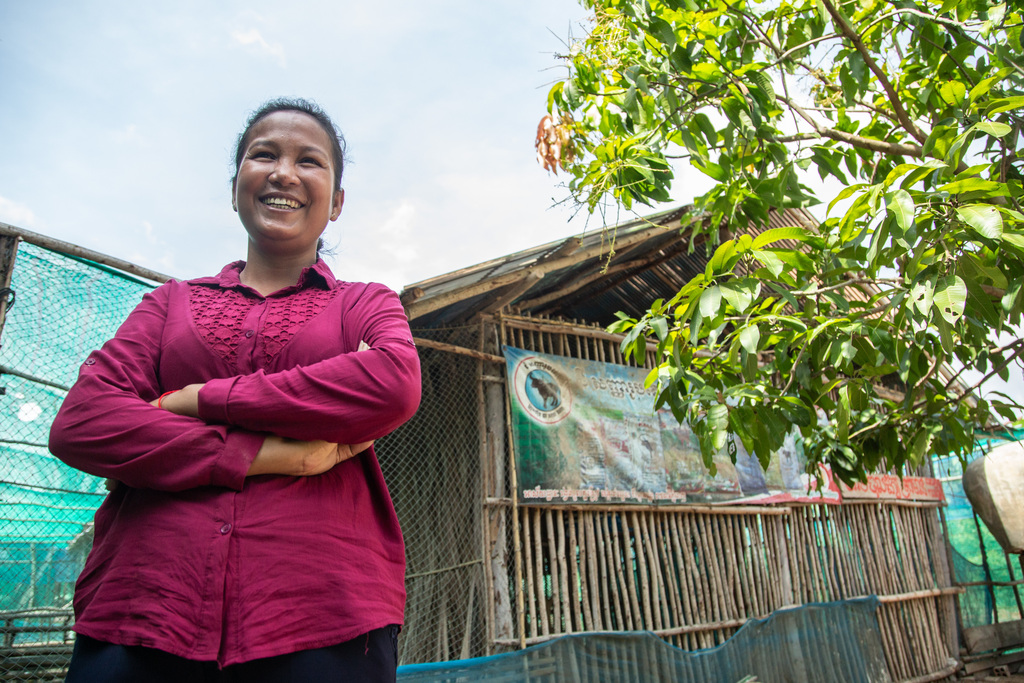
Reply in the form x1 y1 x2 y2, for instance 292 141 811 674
512 355 572 425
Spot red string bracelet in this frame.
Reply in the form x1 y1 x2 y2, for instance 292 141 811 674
157 390 179 409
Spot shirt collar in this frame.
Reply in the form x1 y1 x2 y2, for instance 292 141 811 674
198 259 337 294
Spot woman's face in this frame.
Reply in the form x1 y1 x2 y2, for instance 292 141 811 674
232 111 344 260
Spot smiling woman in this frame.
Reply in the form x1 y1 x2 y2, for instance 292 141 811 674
48 98 422 683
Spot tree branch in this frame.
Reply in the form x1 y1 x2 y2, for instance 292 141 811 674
777 95 924 157
820 0 928 144
864 7 1024 78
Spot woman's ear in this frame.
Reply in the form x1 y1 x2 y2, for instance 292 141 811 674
231 178 238 212
330 189 344 221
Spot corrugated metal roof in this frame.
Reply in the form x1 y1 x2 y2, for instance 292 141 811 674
401 205 819 328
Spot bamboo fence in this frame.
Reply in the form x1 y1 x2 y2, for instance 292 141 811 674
483 314 959 681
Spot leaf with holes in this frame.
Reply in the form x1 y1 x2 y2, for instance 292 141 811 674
933 275 967 325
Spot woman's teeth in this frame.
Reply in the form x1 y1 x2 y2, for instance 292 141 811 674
262 197 302 209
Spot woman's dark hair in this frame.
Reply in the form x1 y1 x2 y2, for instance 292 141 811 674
232 97 348 190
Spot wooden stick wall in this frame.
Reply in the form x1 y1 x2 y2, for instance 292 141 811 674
491 315 959 681
502 504 955 680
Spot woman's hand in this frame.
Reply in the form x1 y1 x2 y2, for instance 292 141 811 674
150 384 204 417
246 436 374 477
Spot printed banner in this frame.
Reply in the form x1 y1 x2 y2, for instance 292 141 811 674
504 346 840 505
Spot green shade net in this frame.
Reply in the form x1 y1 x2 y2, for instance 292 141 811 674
0 242 155 618
397 598 891 682
933 430 1024 629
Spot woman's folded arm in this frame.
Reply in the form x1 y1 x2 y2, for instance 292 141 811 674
196 283 422 443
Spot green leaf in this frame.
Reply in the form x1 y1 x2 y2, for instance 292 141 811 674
632 333 647 361
708 403 729 452
651 316 669 341
1004 232 1024 251
720 281 755 313
751 249 784 277
974 121 1012 138
739 324 760 355
748 70 776 102
937 80 966 107
923 125 956 159
934 275 967 324
887 189 914 232
836 385 850 443
827 184 865 215
909 428 934 465
608 318 633 334
623 85 640 120
708 240 738 274
986 96 1024 116
940 178 1008 196
699 285 722 318
752 226 809 249
956 204 1003 239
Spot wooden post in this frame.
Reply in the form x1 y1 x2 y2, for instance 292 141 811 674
0 234 19 349
480 320 514 650
497 316 527 649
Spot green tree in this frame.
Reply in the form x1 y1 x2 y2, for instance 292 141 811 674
543 0 1024 482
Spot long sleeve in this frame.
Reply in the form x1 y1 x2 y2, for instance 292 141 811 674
196 283 421 443
48 284 264 492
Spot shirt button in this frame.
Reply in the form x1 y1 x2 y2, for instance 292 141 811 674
84 359 96 365
244 330 254 338
219 523 232 535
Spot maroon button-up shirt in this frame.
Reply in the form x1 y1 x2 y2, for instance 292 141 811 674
49 260 421 666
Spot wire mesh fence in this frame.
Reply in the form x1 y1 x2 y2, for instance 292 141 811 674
0 238 156 679
377 323 491 664
0 236 499 679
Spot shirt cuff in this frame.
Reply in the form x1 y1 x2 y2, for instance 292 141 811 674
211 429 265 490
198 376 238 425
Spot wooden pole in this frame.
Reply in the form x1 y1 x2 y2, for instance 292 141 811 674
0 221 172 283
498 317 527 650
532 509 549 636
567 512 586 632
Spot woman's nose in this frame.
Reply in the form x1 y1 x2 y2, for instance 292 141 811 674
269 158 299 185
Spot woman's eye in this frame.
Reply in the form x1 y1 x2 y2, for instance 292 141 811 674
250 151 274 160
301 157 324 167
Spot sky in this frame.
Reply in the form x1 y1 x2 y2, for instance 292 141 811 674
0 0 698 291
1 0 1019 411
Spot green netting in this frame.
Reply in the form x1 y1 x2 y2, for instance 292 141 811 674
933 431 1024 628
0 242 155 621
396 598 892 683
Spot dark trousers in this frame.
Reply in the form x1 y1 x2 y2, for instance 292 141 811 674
65 626 399 683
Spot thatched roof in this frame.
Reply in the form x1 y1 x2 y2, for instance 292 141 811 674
401 206 818 328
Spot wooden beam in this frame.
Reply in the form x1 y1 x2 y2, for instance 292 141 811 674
963 618 1024 654
964 648 1024 674
0 235 18 346
480 272 545 315
412 337 504 364
0 222 172 283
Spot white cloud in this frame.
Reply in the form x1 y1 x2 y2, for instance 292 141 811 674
230 28 286 67
378 201 418 262
142 220 163 246
0 197 40 229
